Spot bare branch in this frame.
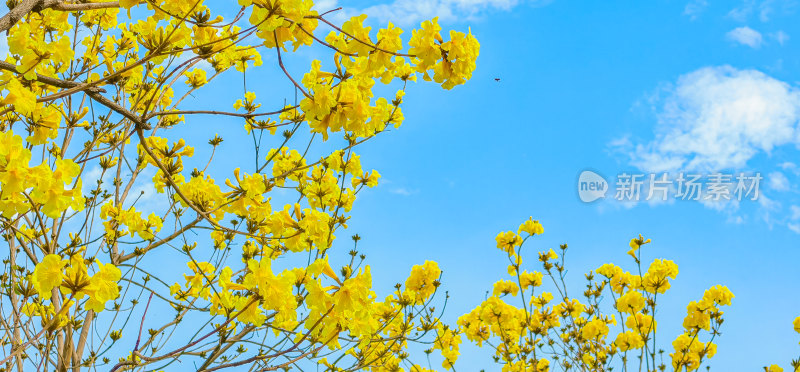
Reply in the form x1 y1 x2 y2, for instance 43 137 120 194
50 0 120 11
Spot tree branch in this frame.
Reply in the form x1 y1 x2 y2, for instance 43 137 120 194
0 0 119 33
0 60 103 91
0 60 149 129
0 0 42 33
49 0 120 11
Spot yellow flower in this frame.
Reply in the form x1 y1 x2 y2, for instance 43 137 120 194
404 261 441 304
536 358 550 372
627 312 656 335
495 231 522 254
596 263 622 278
629 234 651 249
518 217 544 236
519 270 543 289
433 324 461 369
627 234 651 258
32 254 67 300
351 170 381 188
492 280 519 297
683 300 712 331
84 261 122 312
531 292 554 308
119 0 140 9
219 266 248 291
614 331 644 352
702 285 734 306
642 259 678 294
184 68 208 88
307 256 339 282
2 78 37 116
616 290 646 314
581 317 609 340
538 248 558 262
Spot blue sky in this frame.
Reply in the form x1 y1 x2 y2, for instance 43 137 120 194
75 0 800 369
290 0 800 369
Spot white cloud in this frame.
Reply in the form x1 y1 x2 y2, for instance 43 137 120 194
728 0 795 22
760 0 775 21
780 161 798 172
726 26 764 48
318 0 546 26
620 66 800 173
699 193 742 212
771 30 790 45
389 187 417 196
607 135 631 149
728 0 756 21
728 215 746 224
684 0 708 20
759 193 780 210
615 65 800 234
313 0 339 13
728 0 772 21
758 1 773 21
81 166 161 212
768 171 791 191
758 193 782 227
790 205 800 219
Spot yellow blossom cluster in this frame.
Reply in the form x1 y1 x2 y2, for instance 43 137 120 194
100 202 163 242
32 253 121 314
462 218 740 372
0 0 480 369
0 130 85 218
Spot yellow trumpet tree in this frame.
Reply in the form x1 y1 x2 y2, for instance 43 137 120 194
0 0 478 371
460 219 800 372
1 1 798 372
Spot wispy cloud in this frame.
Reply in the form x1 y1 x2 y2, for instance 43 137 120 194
389 187 418 196
728 0 796 22
770 30 790 45
314 0 548 26
82 166 162 213
728 0 756 21
726 26 764 48
780 161 798 171
768 171 791 191
790 205 800 219
683 0 709 20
